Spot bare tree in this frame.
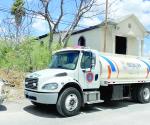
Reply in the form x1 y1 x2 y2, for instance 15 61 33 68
25 0 105 50
0 14 33 44
0 17 16 42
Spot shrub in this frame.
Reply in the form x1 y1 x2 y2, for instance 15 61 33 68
0 38 60 72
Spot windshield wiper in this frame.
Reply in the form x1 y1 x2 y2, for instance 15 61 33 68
49 65 63 69
50 65 72 70
57 65 63 68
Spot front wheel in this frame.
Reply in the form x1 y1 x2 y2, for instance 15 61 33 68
56 87 82 117
137 85 150 103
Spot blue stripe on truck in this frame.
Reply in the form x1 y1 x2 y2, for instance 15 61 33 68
99 55 116 72
140 59 150 71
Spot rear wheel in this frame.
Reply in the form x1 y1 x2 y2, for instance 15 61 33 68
56 87 82 117
137 85 150 103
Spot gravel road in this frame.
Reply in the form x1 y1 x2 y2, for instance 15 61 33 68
0 99 150 125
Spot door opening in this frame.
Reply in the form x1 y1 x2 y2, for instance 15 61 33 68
115 36 127 55
78 36 86 46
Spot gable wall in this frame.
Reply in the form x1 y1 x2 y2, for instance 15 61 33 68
70 28 103 51
116 17 144 38
113 17 145 56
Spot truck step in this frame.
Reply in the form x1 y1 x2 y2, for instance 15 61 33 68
83 91 103 104
86 100 104 104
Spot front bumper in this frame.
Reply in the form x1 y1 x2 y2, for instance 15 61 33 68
0 94 6 104
24 89 58 104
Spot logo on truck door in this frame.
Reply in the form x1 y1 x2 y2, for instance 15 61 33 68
86 72 94 83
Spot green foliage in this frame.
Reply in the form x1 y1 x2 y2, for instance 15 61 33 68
0 38 61 72
11 0 25 26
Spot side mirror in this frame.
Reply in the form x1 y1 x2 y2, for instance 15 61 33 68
90 56 95 69
90 63 95 69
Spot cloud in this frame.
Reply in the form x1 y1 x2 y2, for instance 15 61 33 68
144 49 150 56
32 15 49 34
80 0 150 28
80 17 102 27
108 0 150 27
79 0 104 27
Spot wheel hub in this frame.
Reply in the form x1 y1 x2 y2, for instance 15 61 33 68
70 99 75 105
65 94 78 111
143 88 150 100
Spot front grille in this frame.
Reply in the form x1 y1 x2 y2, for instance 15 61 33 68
25 78 38 89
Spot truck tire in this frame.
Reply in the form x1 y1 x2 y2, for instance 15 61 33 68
137 85 150 103
56 87 82 117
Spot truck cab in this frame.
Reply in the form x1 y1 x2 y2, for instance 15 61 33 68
25 47 102 116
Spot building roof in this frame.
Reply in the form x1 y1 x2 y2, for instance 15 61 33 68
71 24 101 35
35 33 48 40
36 14 147 39
72 14 147 35
71 21 117 35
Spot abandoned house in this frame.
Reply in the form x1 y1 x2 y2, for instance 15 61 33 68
37 14 149 56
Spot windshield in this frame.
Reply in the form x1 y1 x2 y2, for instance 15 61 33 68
49 51 80 70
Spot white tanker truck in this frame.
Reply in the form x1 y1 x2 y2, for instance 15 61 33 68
24 47 150 117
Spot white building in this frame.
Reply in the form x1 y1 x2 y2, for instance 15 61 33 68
70 14 148 56
36 14 149 56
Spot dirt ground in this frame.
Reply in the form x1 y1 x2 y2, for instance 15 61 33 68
0 69 26 102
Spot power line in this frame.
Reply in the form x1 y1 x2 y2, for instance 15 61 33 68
26 14 88 28
0 6 88 29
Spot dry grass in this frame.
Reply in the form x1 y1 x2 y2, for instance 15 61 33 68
0 69 25 88
0 69 26 102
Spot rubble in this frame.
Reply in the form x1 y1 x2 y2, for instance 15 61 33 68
0 69 26 102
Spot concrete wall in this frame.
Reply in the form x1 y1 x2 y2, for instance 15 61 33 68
127 37 139 56
71 26 115 53
112 16 144 56
105 26 114 53
115 17 144 38
71 28 102 51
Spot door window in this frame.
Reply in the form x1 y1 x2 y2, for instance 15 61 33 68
81 52 96 69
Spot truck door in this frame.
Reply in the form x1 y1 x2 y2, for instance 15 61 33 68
79 51 100 89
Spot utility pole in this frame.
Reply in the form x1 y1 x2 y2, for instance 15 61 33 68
103 0 108 52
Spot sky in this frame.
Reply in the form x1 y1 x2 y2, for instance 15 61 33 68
0 0 150 55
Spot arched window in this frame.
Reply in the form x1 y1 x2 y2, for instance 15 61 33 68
78 36 86 46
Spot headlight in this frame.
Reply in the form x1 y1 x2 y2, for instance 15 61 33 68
42 83 58 90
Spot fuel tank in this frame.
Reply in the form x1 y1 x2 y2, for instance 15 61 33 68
97 52 150 80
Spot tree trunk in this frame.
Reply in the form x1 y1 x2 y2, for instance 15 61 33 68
16 25 19 43
48 32 53 63
48 33 53 50
58 36 62 47
63 34 71 48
